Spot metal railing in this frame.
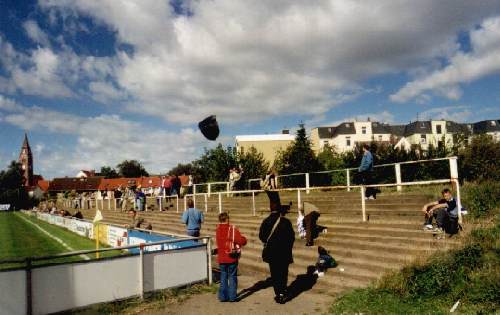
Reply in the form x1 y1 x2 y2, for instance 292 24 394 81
184 156 458 195
183 156 462 223
53 157 462 224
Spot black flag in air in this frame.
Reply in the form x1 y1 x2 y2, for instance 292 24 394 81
198 115 220 141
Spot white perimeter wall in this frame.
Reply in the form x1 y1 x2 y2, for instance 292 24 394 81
0 246 207 315
0 269 26 315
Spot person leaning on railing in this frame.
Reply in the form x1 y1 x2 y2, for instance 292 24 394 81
358 144 378 200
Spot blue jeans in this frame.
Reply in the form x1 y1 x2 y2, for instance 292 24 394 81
219 263 238 302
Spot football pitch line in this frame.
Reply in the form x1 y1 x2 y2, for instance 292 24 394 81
15 213 91 261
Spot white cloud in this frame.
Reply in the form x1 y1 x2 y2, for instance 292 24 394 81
23 20 50 46
36 0 500 124
0 95 208 177
391 16 500 102
419 105 473 122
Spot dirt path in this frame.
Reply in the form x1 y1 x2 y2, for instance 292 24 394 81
140 274 333 315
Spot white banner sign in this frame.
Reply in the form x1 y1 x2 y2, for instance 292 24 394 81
107 226 128 247
0 204 10 211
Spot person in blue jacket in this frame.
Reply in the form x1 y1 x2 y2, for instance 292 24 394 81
181 198 204 237
358 144 377 199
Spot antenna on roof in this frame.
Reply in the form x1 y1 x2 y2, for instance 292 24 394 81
416 112 419 121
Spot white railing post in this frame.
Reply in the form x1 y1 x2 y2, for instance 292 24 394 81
159 196 163 211
297 189 302 210
453 179 463 224
252 191 256 216
204 194 208 213
183 196 187 212
108 198 111 210
449 157 459 179
176 195 179 213
395 163 402 192
207 183 211 198
305 173 310 194
361 186 366 222
226 182 230 197
207 238 213 285
138 243 144 300
193 184 197 198
346 169 351 192
193 194 196 209
218 193 222 214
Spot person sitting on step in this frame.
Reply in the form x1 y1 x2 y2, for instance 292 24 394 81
421 188 460 237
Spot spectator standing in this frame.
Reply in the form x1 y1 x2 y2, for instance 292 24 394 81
259 191 295 304
181 199 204 237
171 175 182 197
216 212 247 302
135 186 146 211
358 144 377 199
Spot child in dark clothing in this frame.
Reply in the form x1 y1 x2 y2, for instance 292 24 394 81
315 246 337 276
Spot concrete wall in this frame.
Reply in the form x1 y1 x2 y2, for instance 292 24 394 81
0 246 208 315
0 269 26 315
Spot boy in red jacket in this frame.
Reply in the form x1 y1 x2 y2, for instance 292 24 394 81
216 212 247 302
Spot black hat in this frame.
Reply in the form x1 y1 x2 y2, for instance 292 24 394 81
198 115 220 141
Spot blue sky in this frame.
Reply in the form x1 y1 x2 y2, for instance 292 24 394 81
1 0 499 179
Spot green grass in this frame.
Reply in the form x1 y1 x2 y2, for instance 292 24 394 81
329 213 500 315
0 212 123 269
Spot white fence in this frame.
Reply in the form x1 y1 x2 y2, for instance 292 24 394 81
0 238 211 315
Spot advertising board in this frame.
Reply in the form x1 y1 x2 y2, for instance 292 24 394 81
127 230 200 254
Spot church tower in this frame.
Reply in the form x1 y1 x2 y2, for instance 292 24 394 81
18 133 34 187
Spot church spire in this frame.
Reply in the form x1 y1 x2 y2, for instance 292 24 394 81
19 132 33 187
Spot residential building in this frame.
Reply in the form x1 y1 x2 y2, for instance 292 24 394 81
312 118 498 153
235 131 295 165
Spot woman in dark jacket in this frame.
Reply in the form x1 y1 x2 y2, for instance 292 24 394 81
259 199 295 304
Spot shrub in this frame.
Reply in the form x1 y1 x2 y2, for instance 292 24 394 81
462 181 500 218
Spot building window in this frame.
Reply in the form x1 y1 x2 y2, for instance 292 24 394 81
346 137 351 147
436 125 442 134
323 140 329 146
421 134 427 144
378 135 383 141
362 126 367 134
345 123 350 127
491 121 497 126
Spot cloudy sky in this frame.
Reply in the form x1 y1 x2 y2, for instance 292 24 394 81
1 0 500 179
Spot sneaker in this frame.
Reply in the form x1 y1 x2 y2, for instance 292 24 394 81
274 294 286 304
317 272 325 277
368 196 375 200
423 224 433 231
433 227 445 234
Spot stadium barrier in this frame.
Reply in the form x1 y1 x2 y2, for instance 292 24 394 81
0 213 212 315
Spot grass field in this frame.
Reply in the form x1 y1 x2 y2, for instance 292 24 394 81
0 212 122 269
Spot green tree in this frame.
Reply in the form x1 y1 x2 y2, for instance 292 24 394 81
317 144 348 185
168 163 196 176
238 147 270 189
116 160 149 178
459 134 500 182
192 144 237 183
100 166 119 178
0 161 31 209
274 124 322 187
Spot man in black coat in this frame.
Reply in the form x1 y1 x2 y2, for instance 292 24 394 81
259 191 295 304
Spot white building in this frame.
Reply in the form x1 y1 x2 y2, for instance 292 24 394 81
311 119 498 153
